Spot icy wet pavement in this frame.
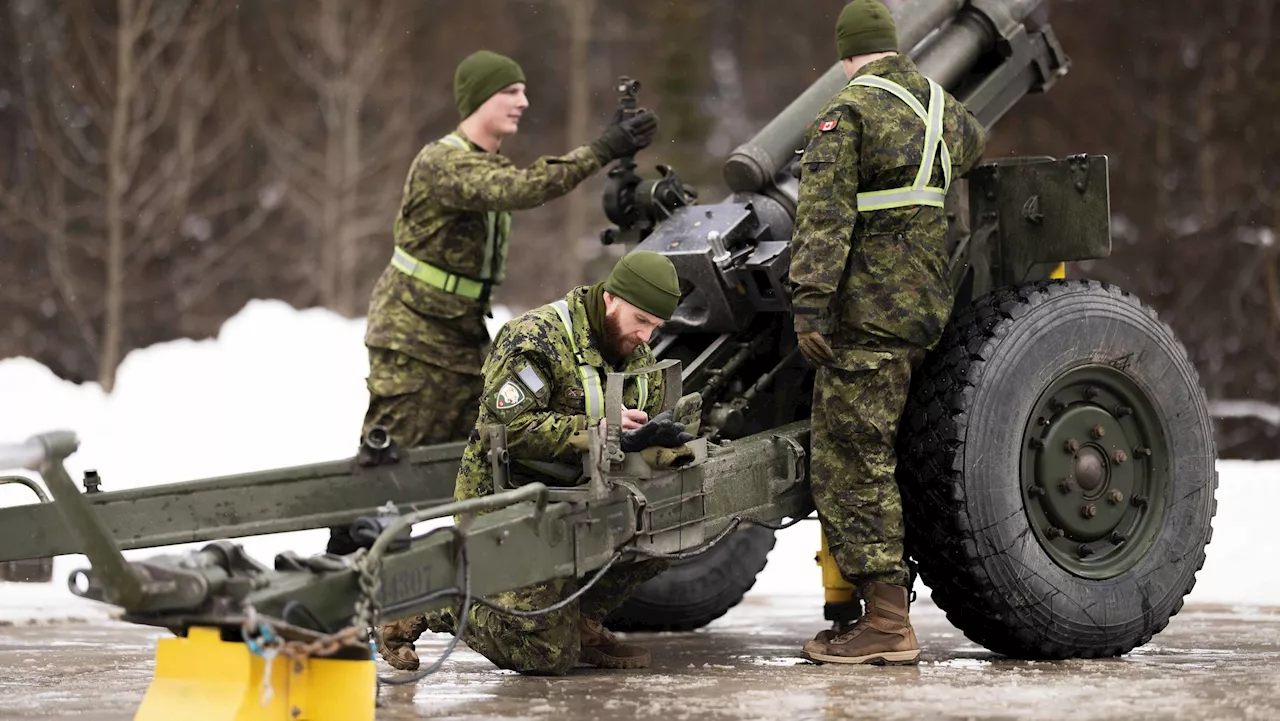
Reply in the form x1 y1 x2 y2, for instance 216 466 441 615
2 595 1279 720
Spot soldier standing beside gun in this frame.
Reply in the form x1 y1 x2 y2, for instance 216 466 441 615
330 50 658 556
788 0 987 665
380 251 692 674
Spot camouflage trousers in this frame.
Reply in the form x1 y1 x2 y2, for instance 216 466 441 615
326 347 482 557
383 558 668 675
810 346 923 588
360 346 484 448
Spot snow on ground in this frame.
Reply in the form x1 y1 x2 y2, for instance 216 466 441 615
1 299 1277 624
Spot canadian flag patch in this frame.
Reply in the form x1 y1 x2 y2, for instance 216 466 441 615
820 119 838 132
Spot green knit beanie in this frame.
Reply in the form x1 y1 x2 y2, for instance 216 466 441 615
454 50 526 120
835 0 899 60
604 251 682 321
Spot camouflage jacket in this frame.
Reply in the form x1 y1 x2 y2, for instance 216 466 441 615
454 284 667 501
789 54 986 358
364 129 603 374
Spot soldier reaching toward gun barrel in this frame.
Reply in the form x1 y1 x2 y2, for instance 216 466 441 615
333 47 659 630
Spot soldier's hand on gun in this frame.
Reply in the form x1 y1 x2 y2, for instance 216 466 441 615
620 409 695 453
591 108 660 162
797 331 836 366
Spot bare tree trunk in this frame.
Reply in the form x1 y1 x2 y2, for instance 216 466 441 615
250 0 412 316
102 0 139 393
562 0 596 290
340 73 363 316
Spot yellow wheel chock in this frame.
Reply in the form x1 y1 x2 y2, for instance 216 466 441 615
815 528 855 607
135 627 376 721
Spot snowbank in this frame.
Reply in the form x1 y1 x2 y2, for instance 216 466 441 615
1 299 1276 624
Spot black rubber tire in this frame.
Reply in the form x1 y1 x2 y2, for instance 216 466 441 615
897 279 1218 659
605 525 777 632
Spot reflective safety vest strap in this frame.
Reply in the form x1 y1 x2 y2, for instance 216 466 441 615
440 133 469 150
846 75 953 211
440 133 512 284
482 211 512 283
636 374 649 413
550 300 604 421
390 247 488 300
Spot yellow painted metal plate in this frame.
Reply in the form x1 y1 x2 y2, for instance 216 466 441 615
135 627 375 721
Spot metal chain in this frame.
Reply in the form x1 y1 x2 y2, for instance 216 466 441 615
352 548 384 634
281 625 367 661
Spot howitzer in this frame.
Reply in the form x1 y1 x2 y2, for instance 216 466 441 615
2 0 1217 717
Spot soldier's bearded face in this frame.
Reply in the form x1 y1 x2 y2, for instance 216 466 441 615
603 293 664 358
476 83 528 137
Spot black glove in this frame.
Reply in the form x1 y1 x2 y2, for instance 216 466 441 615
620 409 695 453
590 108 659 163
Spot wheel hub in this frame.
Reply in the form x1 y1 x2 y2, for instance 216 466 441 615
1074 447 1105 494
1022 370 1168 579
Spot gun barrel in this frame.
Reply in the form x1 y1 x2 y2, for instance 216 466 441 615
722 0 1041 193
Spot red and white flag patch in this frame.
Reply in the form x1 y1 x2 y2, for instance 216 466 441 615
820 119 838 132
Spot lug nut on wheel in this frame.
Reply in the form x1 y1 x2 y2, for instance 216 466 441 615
1107 490 1124 505
1064 438 1080 453
1059 477 1076 493
1112 450 1128 464
1081 504 1097 519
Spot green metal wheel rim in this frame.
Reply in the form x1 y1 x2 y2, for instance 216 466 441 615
1020 365 1170 579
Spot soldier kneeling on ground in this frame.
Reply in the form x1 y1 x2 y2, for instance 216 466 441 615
380 251 692 675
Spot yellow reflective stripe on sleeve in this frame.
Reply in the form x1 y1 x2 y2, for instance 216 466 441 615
846 75 954 212
551 300 605 422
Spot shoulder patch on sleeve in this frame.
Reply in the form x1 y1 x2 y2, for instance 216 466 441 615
487 372 536 423
495 379 526 409
820 119 838 132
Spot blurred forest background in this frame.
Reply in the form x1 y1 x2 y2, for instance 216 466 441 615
1 0 1277 458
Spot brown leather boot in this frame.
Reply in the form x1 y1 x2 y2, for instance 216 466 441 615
378 615 431 671
580 618 651 669
801 582 920 665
